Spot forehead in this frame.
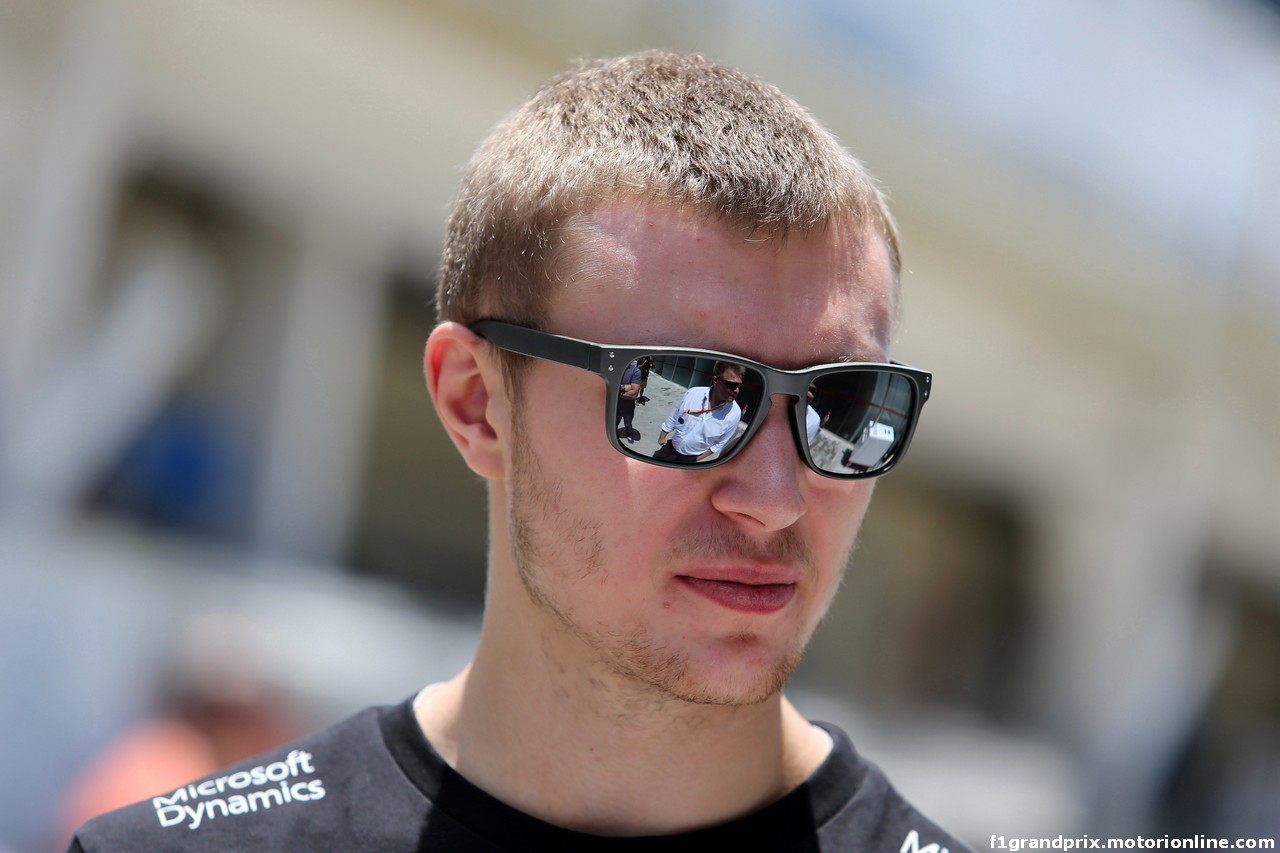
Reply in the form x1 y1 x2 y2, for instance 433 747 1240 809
549 202 895 365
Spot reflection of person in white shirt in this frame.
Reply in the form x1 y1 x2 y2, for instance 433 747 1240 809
805 383 829 442
655 363 744 462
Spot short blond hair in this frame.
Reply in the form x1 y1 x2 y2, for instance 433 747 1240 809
437 50 898 334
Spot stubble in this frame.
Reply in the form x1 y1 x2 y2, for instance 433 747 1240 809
507 412 824 707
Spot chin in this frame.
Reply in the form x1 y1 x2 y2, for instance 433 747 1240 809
616 632 803 707
668 660 797 707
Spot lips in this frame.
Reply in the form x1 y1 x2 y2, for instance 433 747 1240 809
677 575 797 614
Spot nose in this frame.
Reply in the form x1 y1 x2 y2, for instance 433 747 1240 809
709 396 806 531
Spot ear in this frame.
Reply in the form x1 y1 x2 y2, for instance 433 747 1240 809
424 322 506 479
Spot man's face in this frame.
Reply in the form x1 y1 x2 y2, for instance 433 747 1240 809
503 202 895 707
710 367 744 408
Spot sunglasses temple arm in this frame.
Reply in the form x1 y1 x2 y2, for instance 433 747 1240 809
534 335 601 373
471 322 603 373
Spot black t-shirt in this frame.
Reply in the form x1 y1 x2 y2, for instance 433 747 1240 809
70 695 972 852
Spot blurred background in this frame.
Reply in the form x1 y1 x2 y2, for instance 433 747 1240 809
2 0 1278 849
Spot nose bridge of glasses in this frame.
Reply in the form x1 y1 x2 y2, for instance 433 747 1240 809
734 369 821 438
745 390 808 445
763 367 820 402
727 390 797 457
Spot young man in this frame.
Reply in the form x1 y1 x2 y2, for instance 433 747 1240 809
70 51 968 851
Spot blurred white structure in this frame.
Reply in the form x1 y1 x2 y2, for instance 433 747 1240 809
1 0 1278 848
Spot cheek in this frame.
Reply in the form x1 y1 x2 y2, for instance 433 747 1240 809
521 368 611 460
815 480 876 565
516 367 649 535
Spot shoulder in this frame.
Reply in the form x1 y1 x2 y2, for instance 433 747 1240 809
69 701 422 852
713 401 743 422
811 723 974 853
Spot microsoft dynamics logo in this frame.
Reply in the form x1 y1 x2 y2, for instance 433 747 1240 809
152 749 326 830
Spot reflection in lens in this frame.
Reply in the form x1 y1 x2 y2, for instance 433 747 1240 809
617 355 763 466
806 372 914 475
617 356 915 477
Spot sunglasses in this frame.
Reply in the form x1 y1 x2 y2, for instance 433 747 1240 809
469 321 932 480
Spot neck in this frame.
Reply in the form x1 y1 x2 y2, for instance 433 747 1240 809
415 519 831 836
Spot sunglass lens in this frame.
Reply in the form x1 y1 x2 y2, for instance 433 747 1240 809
804 371 917 476
615 355 764 466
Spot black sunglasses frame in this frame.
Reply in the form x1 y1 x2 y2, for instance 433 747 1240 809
468 320 932 480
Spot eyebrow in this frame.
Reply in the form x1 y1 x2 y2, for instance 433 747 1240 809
646 341 887 370
714 348 892 371
793 325 889 367
830 349 890 365
791 340 888 368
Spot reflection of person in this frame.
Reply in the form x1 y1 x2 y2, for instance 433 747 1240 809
654 361 744 462
615 359 642 442
72 51 968 851
636 355 654 403
805 384 830 441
